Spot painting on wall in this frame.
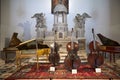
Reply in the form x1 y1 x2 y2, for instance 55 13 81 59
51 0 69 14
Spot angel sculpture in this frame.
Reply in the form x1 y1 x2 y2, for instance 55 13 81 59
32 13 46 39
74 13 91 37
31 13 46 28
74 13 91 29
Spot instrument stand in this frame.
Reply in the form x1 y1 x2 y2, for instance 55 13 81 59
36 27 40 71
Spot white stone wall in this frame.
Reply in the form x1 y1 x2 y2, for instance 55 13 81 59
1 0 120 52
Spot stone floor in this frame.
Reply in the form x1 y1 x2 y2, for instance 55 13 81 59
0 53 120 80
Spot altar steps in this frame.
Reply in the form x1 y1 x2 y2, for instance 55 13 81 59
29 50 88 63
39 38 88 63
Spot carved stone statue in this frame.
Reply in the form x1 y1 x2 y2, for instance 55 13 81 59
32 13 46 39
31 13 46 28
74 13 91 37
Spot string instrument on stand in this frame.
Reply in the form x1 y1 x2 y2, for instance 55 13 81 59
64 29 81 71
48 31 60 66
87 28 104 68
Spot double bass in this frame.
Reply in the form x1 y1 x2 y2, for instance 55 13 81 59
64 28 81 71
48 31 60 66
88 28 104 68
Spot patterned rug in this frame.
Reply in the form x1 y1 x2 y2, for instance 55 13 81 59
5 63 120 80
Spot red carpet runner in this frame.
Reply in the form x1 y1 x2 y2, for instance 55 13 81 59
5 63 120 80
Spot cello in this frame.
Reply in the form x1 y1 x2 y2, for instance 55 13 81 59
48 31 60 66
88 28 104 68
64 28 81 71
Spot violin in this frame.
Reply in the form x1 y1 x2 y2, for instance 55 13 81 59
66 42 79 52
87 28 104 68
89 41 100 53
64 28 81 71
48 31 60 66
